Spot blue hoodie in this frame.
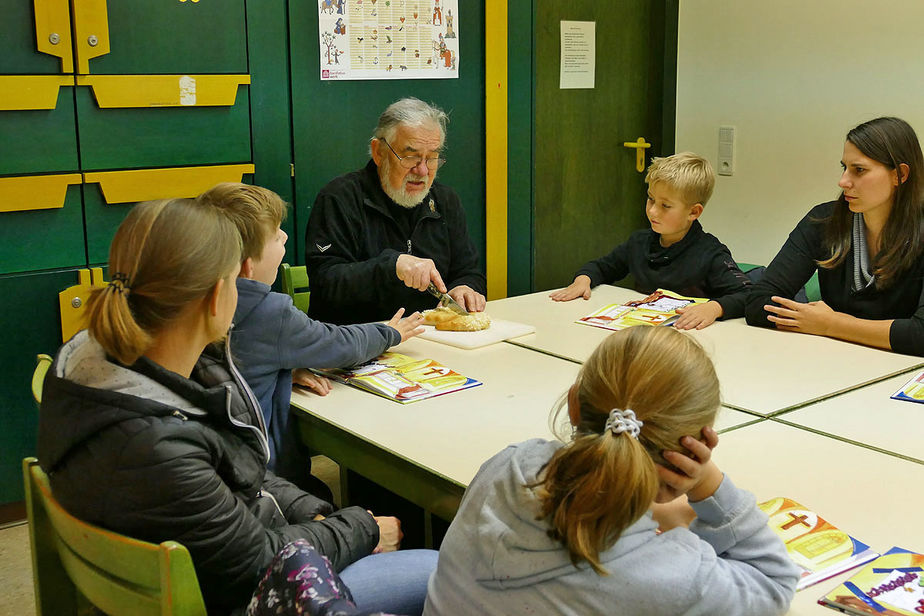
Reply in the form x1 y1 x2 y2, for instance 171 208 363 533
231 277 400 476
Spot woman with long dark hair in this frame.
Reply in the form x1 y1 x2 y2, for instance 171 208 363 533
745 117 924 355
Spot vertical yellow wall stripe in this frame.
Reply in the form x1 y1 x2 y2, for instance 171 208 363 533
484 2 508 299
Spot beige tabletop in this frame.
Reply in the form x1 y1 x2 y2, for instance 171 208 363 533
488 286 924 415
713 419 924 615
779 370 924 463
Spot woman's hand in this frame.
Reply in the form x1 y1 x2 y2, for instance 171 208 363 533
764 296 836 336
292 369 332 396
549 275 592 302
369 513 403 553
655 426 723 503
673 301 723 330
387 308 426 343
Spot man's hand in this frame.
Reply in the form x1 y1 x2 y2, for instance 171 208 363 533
549 276 592 302
673 301 724 330
448 285 486 312
292 369 332 396
386 308 426 342
396 254 445 292
369 513 403 553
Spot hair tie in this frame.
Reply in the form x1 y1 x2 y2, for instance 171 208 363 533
109 272 131 295
605 408 642 439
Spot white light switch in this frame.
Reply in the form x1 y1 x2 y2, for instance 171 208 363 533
718 125 735 176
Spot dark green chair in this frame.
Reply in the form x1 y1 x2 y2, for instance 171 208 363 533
738 262 820 303
279 263 310 312
23 457 207 615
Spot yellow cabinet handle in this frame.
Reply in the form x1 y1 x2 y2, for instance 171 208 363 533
0 75 74 111
622 137 652 173
73 0 111 74
33 0 74 73
0 173 82 213
75 74 251 108
83 164 256 204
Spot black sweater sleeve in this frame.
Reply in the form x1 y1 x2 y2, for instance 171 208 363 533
745 210 821 327
576 241 631 287
888 283 924 356
704 247 752 319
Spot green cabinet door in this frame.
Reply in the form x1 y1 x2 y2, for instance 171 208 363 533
0 268 83 504
0 2 67 74
0 183 86 274
75 86 252 171
86 0 248 74
0 87 79 175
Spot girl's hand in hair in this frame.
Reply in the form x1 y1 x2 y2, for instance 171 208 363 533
655 426 723 503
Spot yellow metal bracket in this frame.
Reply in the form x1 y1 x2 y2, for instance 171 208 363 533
73 0 111 73
59 268 106 342
622 137 652 173
83 164 256 204
0 75 74 111
33 0 74 72
75 74 250 108
0 174 83 213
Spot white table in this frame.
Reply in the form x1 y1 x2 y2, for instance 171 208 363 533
488 286 924 415
714 419 924 614
778 370 924 463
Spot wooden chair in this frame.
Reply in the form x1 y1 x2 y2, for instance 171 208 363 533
23 458 207 616
31 354 53 405
279 262 310 312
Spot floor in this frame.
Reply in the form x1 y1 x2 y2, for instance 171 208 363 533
0 456 341 616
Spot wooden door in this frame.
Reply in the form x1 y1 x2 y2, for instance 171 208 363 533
532 0 676 291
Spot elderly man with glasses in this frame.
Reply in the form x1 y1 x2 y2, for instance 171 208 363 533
305 97 487 325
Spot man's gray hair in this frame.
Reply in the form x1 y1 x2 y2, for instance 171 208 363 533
371 97 449 148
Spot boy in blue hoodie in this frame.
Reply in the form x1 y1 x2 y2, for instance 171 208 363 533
198 183 425 493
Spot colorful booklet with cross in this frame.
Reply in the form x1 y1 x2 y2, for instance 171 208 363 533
758 497 879 590
890 370 924 403
819 547 924 615
575 288 707 331
314 352 482 404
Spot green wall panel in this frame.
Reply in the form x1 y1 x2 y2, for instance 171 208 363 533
288 1 486 268
0 1 63 74
245 0 297 266
0 268 82 504
75 86 252 170
0 87 79 175
87 1 248 74
0 184 87 275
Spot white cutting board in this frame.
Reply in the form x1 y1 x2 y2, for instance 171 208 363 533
418 319 536 349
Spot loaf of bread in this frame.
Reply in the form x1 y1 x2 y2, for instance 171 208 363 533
423 307 492 331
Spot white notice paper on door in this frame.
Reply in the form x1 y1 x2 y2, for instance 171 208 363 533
560 21 595 89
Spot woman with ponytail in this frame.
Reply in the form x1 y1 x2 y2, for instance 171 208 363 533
37 198 436 616
424 326 798 616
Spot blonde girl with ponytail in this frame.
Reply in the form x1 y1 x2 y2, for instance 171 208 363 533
37 198 437 616
425 326 799 616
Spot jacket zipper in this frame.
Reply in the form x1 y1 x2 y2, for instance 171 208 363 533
223 330 271 463
407 239 412 254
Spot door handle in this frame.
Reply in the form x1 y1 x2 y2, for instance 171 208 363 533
622 137 651 172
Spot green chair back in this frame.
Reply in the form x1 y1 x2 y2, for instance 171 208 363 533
23 458 208 616
279 262 310 312
738 262 821 302
32 354 53 405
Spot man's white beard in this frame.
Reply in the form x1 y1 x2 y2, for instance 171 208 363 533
380 157 434 208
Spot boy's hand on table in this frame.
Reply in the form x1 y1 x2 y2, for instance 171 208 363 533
673 301 723 330
549 275 592 302
387 307 426 342
293 369 332 396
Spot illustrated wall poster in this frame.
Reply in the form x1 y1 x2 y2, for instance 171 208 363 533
318 0 460 80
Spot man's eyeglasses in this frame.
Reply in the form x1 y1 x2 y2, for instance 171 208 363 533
381 138 446 170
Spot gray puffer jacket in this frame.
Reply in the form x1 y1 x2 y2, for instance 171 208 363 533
37 331 379 614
